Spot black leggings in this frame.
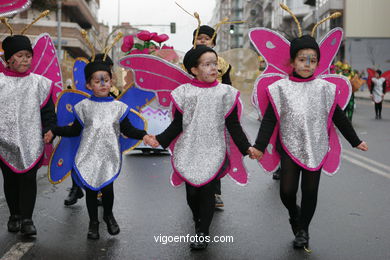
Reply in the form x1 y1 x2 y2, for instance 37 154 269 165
85 183 114 222
375 102 383 116
280 153 321 232
185 179 217 235
71 174 78 188
0 160 38 219
215 179 221 195
214 158 230 195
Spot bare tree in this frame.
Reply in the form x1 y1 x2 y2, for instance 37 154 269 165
366 44 376 67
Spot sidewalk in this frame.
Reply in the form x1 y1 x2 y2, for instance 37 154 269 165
354 89 390 103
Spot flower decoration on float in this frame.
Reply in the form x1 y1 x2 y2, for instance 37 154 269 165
120 30 172 55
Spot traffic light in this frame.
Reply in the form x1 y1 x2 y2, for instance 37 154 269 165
170 22 176 34
304 0 316 6
229 25 234 34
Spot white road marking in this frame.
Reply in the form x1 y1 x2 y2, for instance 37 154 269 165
342 152 390 179
1 242 34 260
343 149 390 172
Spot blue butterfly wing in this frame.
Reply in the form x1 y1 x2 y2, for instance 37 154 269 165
118 85 155 112
118 86 152 152
73 58 92 95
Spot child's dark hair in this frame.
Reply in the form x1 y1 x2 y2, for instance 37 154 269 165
2 35 33 62
290 35 320 62
90 53 114 67
192 25 216 46
183 45 217 76
84 61 112 83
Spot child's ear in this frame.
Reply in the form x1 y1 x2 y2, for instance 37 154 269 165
86 83 93 90
190 67 198 76
6 56 13 64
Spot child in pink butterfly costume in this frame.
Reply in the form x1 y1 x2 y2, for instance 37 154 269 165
148 45 258 250
250 26 368 249
0 34 57 237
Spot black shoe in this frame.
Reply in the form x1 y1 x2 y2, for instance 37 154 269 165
7 215 21 233
103 215 120 235
375 115 379 119
272 168 281 180
87 221 100 240
215 194 224 208
20 219 37 236
64 186 84 206
289 206 301 235
379 115 382 119
190 232 208 250
293 229 309 249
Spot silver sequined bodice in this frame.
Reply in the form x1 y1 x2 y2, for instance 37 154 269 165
74 98 128 189
0 73 52 172
268 78 336 169
171 83 238 185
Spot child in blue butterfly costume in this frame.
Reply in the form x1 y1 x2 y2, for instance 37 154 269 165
45 60 156 239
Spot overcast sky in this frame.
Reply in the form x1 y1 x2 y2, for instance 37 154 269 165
98 0 216 52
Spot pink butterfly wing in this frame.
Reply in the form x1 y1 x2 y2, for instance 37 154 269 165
320 74 351 175
31 34 63 166
171 171 184 187
381 70 390 92
322 123 341 175
226 100 248 185
168 124 182 187
321 74 352 109
119 54 192 107
31 33 63 102
0 0 31 16
255 75 283 173
255 74 285 116
227 136 248 185
249 28 291 75
366 68 376 91
249 28 290 173
315 28 343 76
41 143 54 166
315 29 348 174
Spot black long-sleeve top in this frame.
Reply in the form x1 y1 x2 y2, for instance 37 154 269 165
221 65 232 85
41 98 57 135
52 117 147 140
156 105 251 155
254 103 362 152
